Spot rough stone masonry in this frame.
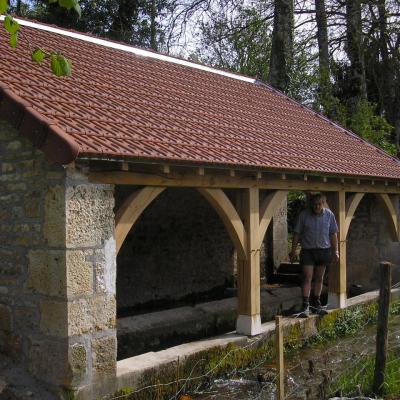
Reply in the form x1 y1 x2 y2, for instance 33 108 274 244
0 120 117 398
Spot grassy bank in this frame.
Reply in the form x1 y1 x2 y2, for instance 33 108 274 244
329 351 400 399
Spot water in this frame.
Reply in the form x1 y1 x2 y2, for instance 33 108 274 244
191 315 400 400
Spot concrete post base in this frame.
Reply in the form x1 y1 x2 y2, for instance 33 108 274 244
328 292 346 309
236 314 262 336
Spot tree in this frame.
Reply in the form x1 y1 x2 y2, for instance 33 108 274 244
268 0 294 92
1 0 80 76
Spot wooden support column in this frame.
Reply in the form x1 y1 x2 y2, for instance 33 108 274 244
326 191 347 309
236 187 262 336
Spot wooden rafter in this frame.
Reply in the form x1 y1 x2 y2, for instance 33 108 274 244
258 190 288 248
343 193 365 239
115 186 165 254
375 194 399 241
197 188 246 259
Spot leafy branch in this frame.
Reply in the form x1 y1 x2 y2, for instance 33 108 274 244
0 0 80 76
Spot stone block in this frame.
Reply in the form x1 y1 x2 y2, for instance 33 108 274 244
24 191 42 218
26 250 66 296
92 335 116 377
68 343 88 387
14 305 39 332
66 184 114 248
0 304 12 332
1 162 14 173
40 300 68 337
44 185 66 247
6 140 21 150
68 296 116 336
92 295 116 332
29 339 69 385
66 250 93 297
94 239 116 295
68 299 92 336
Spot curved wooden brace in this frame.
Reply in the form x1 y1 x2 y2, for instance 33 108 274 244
343 193 365 239
257 190 288 248
115 186 166 254
375 193 399 242
197 188 246 259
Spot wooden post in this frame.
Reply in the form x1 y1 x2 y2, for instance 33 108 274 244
275 315 284 400
326 191 347 309
236 188 262 335
373 261 392 395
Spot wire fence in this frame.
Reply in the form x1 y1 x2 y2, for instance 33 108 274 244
106 284 400 400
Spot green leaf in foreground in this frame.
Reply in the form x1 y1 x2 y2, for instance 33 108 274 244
4 16 20 35
0 0 8 14
32 48 46 63
50 53 72 77
58 0 81 16
9 32 18 48
48 0 58 3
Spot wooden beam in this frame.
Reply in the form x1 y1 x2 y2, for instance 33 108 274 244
115 186 165 254
88 171 400 194
258 190 288 248
344 193 365 239
375 194 399 241
197 188 246 259
236 188 261 335
326 191 347 309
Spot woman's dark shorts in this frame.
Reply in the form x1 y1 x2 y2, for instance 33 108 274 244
300 248 332 266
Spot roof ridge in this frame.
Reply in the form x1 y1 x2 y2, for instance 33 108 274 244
0 16 256 84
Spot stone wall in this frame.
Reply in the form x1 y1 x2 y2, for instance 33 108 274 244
0 121 117 398
264 196 288 277
347 194 400 292
116 188 235 312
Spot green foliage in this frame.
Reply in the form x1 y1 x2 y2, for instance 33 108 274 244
349 100 396 155
329 352 400 398
9 32 18 47
193 4 273 82
0 0 7 14
58 0 81 17
1 1 75 76
50 53 72 76
4 15 20 34
390 301 400 315
32 48 46 63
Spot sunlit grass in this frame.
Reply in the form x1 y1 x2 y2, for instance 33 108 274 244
329 351 400 399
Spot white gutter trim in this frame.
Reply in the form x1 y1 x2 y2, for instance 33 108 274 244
0 16 256 84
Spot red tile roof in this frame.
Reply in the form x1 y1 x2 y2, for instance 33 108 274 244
1 18 400 179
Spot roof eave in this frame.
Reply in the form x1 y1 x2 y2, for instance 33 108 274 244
0 84 80 165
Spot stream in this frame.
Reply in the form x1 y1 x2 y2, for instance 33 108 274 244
190 315 400 400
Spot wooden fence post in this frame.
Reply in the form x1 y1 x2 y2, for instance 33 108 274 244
276 315 284 400
373 261 392 395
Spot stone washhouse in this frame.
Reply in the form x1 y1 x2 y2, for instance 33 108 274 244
1 18 400 400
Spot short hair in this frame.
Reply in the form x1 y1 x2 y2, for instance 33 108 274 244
309 193 326 204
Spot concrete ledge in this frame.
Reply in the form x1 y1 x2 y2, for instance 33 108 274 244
117 286 301 359
115 287 400 393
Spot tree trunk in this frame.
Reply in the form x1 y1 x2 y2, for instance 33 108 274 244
150 0 158 51
315 0 331 115
376 0 400 155
109 0 140 43
16 0 22 16
268 0 294 93
345 0 367 113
